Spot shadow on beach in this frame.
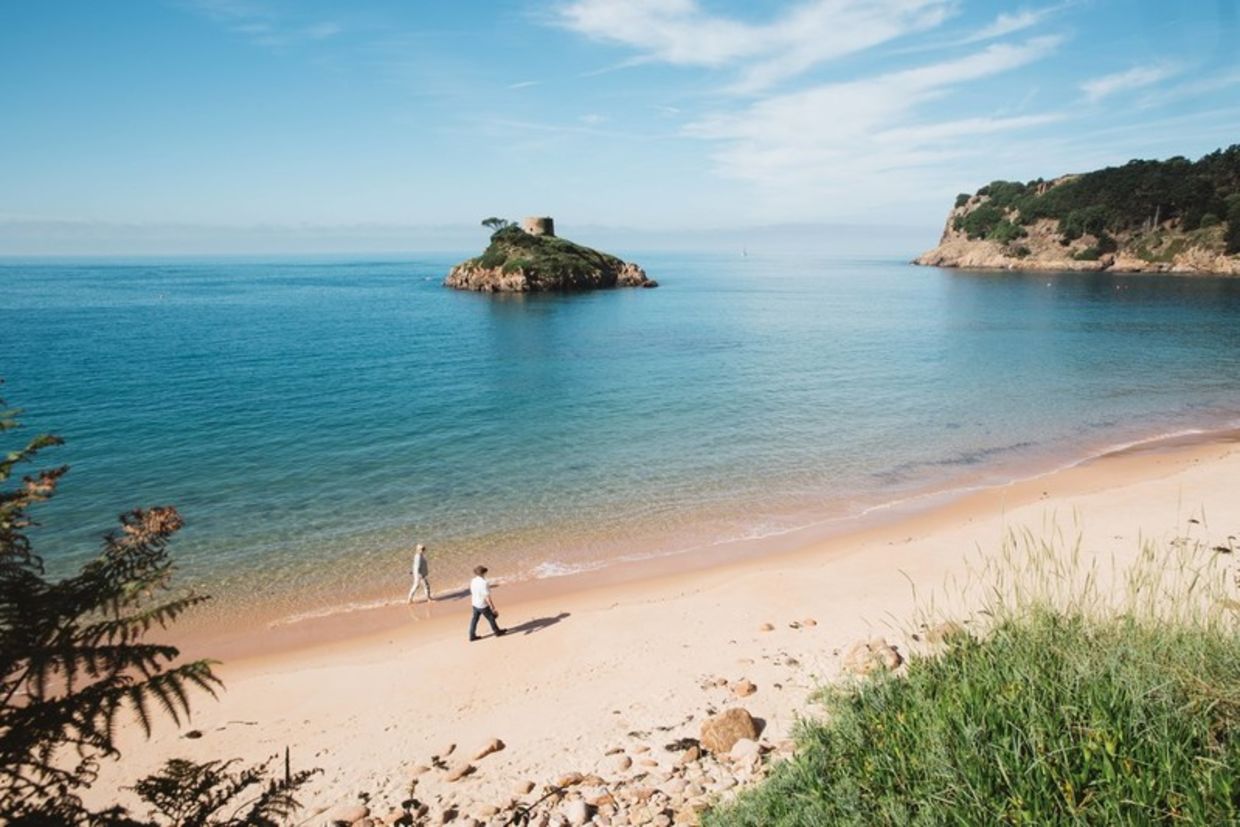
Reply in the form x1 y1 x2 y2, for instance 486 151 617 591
507 612 570 636
424 582 511 604
426 587 472 603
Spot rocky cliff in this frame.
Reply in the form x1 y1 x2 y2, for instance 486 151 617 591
915 146 1240 275
445 225 657 292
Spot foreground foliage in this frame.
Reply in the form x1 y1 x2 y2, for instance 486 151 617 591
709 536 1240 825
0 392 315 825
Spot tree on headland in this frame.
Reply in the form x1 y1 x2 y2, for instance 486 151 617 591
0 387 316 825
481 217 512 232
1226 194 1240 255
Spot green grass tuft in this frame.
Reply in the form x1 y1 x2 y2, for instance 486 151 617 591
707 532 1240 826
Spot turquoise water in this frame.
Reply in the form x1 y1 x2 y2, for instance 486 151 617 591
4 252 1240 622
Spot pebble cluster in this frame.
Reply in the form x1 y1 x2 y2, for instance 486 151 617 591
311 618 941 827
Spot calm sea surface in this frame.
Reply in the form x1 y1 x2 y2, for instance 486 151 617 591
4 251 1240 622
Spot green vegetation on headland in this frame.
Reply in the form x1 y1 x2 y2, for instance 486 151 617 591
444 219 657 292
917 145 1240 273
707 537 1240 825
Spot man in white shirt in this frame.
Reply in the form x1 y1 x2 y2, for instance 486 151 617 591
407 543 431 603
469 565 507 642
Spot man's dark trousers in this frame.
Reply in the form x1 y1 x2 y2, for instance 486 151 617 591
469 606 502 640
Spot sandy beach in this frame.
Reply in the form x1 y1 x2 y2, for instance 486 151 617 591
96 431 1240 824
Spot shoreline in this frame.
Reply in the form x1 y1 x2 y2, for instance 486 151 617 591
174 421 1240 667
913 258 1240 276
93 422 1240 821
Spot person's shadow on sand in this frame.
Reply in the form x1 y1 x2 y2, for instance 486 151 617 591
507 612 570 636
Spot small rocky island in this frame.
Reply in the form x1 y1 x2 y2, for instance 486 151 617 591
915 145 1240 275
445 216 657 292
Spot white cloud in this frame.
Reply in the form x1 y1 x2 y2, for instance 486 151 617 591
958 5 1063 44
1081 63 1179 102
683 36 1063 216
558 0 959 93
508 80 542 89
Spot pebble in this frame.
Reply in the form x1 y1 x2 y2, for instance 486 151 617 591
729 679 756 697
729 738 761 763
326 803 370 825
561 799 590 826
473 738 505 761
446 763 475 782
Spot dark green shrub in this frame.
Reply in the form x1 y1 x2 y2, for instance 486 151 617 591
965 145 1240 236
955 193 970 209
1073 246 1101 261
1060 205 1112 241
988 219 1027 244
959 204 1004 240
984 180 1029 210
1200 212 1220 228
1227 195 1240 255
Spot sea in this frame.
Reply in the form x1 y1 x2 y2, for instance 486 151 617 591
5 247 1240 626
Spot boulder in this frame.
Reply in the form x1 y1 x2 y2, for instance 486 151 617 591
699 708 759 754
842 638 903 676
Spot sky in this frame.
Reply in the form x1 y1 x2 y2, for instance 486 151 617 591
1 0 1238 253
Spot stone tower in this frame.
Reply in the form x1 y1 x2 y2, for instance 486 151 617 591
520 216 555 237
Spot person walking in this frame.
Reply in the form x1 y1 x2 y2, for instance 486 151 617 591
469 565 507 641
407 543 432 603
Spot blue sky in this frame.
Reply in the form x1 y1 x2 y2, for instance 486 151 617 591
2 1 1238 253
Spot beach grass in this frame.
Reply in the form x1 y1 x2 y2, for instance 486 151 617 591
707 527 1240 825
